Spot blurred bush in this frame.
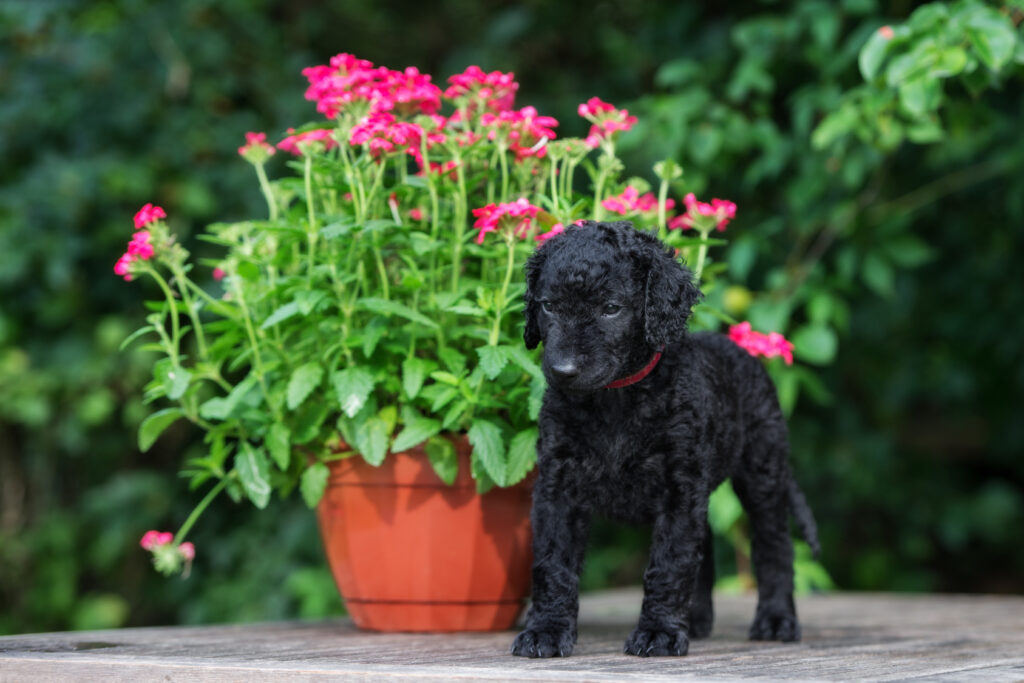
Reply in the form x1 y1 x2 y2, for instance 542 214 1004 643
1 0 1022 634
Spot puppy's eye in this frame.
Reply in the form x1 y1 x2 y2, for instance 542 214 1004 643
602 304 623 316
541 301 554 314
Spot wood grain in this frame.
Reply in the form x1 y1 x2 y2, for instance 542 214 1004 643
2 589 1023 681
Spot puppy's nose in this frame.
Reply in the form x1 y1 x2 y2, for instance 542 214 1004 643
551 362 579 380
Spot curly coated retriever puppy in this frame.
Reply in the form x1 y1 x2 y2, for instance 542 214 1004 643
511 220 819 658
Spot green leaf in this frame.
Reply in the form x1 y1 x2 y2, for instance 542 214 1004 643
708 481 744 534
261 301 300 329
287 362 324 410
468 419 506 487
859 28 891 81
476 345 510 380
236 443 272 509
430 371 461 386
265 422 291 470
392 416 442 453
425 436 458 485
138 408 184 452
438 348 467 373
899 77 941 117
862 253 895 297
883 234 936 268
430 387 459 412
119 325 155 352
506 428 538 486
332 367 376 417
292 401 329 444
528 376 546 421
158 364 191 401
354 416 390 466
361 317 388 358
931 46 968 78
300 462 330 508
791 324 838 366
358 298 438 329
199 374 259 420
965 10 1017 71
402 357 433 399
507 346 544 380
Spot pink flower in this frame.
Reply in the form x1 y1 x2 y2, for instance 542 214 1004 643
471 198 542 244
178 542 195 561
602 186 675 216
349 112 424 160
277 128 337 155
212 267 226 281
238 131 276 162
302 55 441 118
879 25 894 39
671 193 737 231
535 223 565 243
444 66 519 112
728 322 794 365
409 208 424 221
578 97 637 149
133 203 166 230
480 106 558 159
127 230 154 261
140 530 174 550
114 253 135 281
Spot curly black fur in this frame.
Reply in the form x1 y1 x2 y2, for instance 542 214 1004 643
511 221 820 658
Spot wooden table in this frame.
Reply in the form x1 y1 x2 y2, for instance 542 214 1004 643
2 589 1022 681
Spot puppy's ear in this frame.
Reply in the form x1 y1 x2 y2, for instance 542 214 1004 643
643 243 701 347
523 246 548 349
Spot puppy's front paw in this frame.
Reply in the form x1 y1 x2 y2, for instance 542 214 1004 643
749 609 800 642
623 627 689 657
511 628 575 658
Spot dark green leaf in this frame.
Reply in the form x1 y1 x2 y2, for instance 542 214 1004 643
425 436 458 485
292 401 329 444
391 417 442 453
300 462 330 508
792 324 838 366
287 362 324 410
266 422 291 470
468 419 506 487
476 345 510 380
862 253 895 297
402 357 434 399
506 428 537 485
138 408 184 452
236 443 272 509
332 367 375 417
358 297 438 328
354 416 390 466
261 301 301 329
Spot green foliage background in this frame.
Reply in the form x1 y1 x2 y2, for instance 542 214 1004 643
2 0 1022 634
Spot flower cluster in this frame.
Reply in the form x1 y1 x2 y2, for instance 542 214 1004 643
349 112 425 159
481 106 559 159
277 128 338 156
472 198 542 244
445 66 518 112
602 186 675 216
115 205 163 280
668 193 737 231
302 54 441 119
578 97 638 149
238 131 276 164
728 322 794 365
140 530 196 576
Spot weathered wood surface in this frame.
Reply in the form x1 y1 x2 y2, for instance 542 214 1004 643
2 589 1023 681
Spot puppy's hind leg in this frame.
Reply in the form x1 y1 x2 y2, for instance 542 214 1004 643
733 432 801 642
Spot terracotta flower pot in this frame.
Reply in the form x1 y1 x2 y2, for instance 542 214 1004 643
316 435 533 632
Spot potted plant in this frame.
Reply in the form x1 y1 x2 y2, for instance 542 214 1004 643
120 54 786 631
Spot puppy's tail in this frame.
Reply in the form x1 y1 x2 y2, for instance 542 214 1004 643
788 478 821 558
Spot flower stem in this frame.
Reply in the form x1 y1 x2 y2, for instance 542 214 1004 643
146 266 181 363
173 477 228 545
694 227 712 281
255 162 278 221
657 176 670 240
303 154 318 286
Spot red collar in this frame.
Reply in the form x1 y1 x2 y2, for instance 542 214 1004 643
605 348 664 389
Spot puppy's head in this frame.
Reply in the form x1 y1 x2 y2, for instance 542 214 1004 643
524 220 700 392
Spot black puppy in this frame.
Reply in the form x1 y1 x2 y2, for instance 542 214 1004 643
511 220 819 658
